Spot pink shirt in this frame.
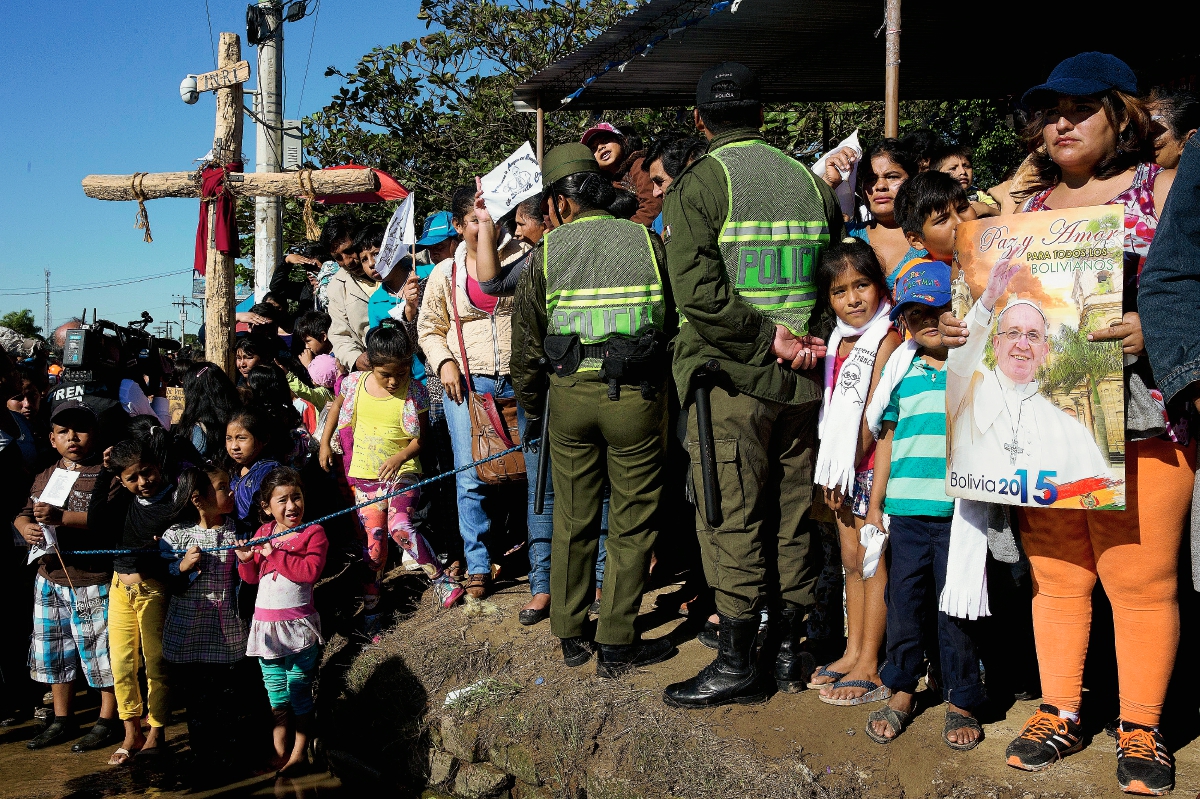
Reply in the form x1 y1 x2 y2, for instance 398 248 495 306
466 275 498 314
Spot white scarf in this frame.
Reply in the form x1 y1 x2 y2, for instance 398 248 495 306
815 302 893 494
865 339 919 440
941 499 991 619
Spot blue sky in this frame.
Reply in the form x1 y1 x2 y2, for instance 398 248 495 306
0 0 424 338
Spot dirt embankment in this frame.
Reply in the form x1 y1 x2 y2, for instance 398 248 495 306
319 575 1200 799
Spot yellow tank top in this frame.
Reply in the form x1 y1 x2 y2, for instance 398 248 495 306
347 378 421 481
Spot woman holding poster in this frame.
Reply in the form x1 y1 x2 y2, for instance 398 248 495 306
941 52 1193 796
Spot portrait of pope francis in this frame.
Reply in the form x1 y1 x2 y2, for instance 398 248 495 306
947 259 1110 503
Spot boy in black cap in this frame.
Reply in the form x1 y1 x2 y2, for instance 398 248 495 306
13 398 120 751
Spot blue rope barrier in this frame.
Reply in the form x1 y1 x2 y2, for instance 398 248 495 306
53 439 538 557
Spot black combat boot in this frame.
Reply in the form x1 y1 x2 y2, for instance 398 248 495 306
662 614 766 708
559 636 594 667
773 605 816 693
596 637 677 679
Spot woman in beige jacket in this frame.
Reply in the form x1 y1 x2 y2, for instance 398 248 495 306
418 185 528 599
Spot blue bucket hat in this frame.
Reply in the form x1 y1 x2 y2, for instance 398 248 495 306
1021 52 1137 108
889 259 952 321
416 211 455 247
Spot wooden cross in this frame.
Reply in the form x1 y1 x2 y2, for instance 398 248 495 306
80 32 378 376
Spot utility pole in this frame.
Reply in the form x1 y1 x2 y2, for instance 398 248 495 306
43 270 51 336
173 295 200 346
883 0 901 138
254 0 284 302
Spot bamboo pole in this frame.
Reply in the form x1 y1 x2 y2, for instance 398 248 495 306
205 32 244 376
884 0 901 138
536 98 545 165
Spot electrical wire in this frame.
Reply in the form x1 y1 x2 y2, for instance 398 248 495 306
296 0 321 117
203 0 218 69
0 270 191 297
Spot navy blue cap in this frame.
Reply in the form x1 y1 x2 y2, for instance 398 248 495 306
1022 52 1137 108
889 259 952 321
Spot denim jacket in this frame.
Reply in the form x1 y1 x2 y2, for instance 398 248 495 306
1142 135 1200 405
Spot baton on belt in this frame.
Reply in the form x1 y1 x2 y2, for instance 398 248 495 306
693 359 723 528
534 363 552 516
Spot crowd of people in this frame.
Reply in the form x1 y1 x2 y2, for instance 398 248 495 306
2 50 1200 795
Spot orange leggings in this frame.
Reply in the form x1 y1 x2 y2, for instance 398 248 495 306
1019 437 1196 726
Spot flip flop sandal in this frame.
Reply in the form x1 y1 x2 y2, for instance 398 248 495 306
865 706 911 744
806 664 847 690
819 679 893 707
943 711 984 751
108 747 136 766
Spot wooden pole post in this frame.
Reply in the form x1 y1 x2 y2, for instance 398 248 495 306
536 98 545 166
205 32 244 376
884 0 901 138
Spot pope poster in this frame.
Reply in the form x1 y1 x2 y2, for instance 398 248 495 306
946 205 1126 510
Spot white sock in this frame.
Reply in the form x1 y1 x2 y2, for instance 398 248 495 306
1058 709 1080 724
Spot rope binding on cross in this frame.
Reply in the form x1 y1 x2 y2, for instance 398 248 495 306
298 169 321 241
130 172 153 243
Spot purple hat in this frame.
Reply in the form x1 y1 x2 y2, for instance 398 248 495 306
890 259 952 321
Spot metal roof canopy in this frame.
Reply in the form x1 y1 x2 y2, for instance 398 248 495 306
515 0 1193 112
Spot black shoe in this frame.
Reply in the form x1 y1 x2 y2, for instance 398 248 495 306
1116 721 1173 795
560 636 594 667
1005 704 1084 771
698 619 719 650
773 605 816 693
27 717 75 749
72 719 122 752
518 605 550 626
663 614 766 708
596 638 677 679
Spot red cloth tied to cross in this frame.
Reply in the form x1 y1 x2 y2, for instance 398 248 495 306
193 162 242 275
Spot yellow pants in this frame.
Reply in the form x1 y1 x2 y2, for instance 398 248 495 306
107 575 170 727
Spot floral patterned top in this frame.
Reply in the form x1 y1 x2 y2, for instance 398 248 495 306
1022 162 1186 443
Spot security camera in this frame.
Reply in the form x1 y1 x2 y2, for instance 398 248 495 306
180 76 199 105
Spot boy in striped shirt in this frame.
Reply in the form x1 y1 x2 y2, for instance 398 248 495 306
863 260 986 750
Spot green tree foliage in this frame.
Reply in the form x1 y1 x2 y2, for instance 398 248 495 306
1042 324 1123 463
0 309 42 338
268 0 1025 260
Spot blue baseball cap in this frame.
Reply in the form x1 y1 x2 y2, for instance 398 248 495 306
416 211 455 247
889 259 952 321
1021 52 1137 108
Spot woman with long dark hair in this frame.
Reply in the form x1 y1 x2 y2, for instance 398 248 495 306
846 140 924 287
177 362 240 459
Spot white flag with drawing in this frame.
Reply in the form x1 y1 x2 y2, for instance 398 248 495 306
812 129 862 219
481 142 542 221
28 524 59 564
376 193 416 281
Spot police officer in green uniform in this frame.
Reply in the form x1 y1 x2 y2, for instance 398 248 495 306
512 144 678 678
661 63 845 708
